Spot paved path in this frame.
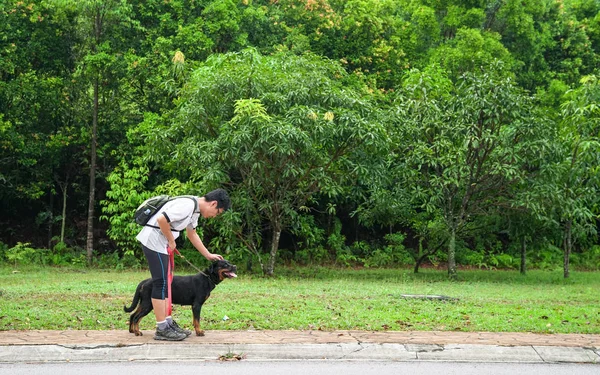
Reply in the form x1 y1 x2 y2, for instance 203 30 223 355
2 329 600 347
1 330 599 364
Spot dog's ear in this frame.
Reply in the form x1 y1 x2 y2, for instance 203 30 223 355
208 260 218 273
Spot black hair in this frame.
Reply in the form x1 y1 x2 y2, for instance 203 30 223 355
204 188 231 211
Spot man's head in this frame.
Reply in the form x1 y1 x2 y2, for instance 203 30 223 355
202 188 231 217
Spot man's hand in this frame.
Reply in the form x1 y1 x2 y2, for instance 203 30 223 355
206 253 224 261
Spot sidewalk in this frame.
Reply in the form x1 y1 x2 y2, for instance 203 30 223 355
1 329 599 364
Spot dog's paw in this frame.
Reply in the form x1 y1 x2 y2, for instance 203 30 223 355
195 330 205 337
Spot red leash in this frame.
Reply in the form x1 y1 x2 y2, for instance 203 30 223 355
166 247 180 316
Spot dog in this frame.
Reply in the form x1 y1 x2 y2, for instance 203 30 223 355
124 259 237 336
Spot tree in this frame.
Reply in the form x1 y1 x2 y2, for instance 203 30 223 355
393 62 543 277
550 75 600 278
0 1 79 247
138 49 387 275
484 0 555 90
69 0 136 264
544 1 599 86
429 28 516 81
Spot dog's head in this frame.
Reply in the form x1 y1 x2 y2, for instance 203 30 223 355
208 259 238 281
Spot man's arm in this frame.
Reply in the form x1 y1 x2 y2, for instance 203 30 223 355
186 227 223 261
157 215 177 251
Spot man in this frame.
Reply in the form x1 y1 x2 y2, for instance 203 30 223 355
136 188 231 341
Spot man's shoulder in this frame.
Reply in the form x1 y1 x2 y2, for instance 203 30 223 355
167 196 197 208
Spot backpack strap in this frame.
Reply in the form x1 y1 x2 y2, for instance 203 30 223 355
145 196 199 229
178 195 199 214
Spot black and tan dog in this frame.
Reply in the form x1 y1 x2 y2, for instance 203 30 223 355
124 259 237 336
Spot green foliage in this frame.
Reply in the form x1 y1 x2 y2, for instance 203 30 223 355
2 0 600 276
290 214 330 264
392 61 545 276
487 253 517 270
0 241 8 262
295 246 330 265
100 160 152 255
203 0 246 52
101 158 204 257
383 232 413 264
146 48 388 275
327 217 347 257
429 28 516 80
5 242 37 267
571 245 600 270
1 240 88 268
331 233 412 268
530 245 564 271
0 240 142 270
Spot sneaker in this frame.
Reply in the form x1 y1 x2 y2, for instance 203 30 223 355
154 325 187 341
170 320 192 336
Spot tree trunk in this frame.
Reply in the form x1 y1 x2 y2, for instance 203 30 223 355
86 76 99 265
60 181 67 243
563 221 572 279
447 228 457 279
414 239 446 274
47 191 54 249
265 228 281 276
520 237 527 275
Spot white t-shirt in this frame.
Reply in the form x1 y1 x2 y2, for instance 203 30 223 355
136 196 200 254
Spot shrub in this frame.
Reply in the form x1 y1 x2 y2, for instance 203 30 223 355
382 232 413 265
327 218 347 259
5 242 37 266
296 246 330 265
571 245 600 270
530 245 563 270
488 253 516 270
363 247 394 268
463 250 487 269
335 247 358 267
0 241 8 262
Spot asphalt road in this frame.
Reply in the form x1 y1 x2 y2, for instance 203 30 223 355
1 360 598 375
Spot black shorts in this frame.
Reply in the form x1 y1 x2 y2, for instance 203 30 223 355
142 245 170 300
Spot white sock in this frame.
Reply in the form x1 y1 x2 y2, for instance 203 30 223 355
157 320 169 330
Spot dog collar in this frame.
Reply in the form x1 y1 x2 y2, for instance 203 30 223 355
199 271 216 287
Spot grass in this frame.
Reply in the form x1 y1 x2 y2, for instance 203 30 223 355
0 265 599 334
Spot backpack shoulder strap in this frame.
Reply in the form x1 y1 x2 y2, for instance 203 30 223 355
178 195 199 214
144 195 198 230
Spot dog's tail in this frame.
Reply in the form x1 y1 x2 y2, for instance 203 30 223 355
123 283 142 313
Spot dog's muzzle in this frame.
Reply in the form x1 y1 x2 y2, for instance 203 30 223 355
223 266 237 278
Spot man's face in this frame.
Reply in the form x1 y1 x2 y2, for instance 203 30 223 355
203 201 223 218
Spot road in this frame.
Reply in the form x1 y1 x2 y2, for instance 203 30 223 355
1 360 598 375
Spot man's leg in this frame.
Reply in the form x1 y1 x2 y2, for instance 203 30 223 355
142 246 186 341
151 298 168 323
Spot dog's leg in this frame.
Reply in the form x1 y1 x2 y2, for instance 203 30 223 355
128 312 137 334
131 299 153 336
192 303 205 336
130 305 144 336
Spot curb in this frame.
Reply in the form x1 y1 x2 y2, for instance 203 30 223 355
1 330 599 364
1 343 599 364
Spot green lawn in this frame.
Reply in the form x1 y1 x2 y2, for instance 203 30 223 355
0 265 598 334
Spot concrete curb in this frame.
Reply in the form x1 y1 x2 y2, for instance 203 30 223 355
1 343 599 364
1 330 599 364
